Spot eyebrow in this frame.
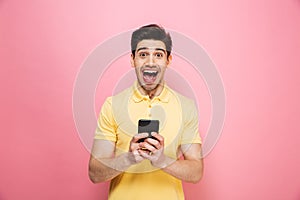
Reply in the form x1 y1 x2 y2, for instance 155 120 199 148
136 47 166 53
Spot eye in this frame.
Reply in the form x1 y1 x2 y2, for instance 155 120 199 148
139 52 148 57
155 52 163 58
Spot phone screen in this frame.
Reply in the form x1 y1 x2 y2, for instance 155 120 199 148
138 119 159 142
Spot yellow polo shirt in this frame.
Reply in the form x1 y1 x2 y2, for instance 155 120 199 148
95 82 201 200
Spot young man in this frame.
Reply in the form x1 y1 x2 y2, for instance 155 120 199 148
89 24 203 200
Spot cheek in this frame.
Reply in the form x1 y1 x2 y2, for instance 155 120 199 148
157 59 168 65
134 60 144 67
135 66 142 74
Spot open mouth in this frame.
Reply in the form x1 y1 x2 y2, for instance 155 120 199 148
142 70 158 84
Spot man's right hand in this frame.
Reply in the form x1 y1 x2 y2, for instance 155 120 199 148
128 133 149 164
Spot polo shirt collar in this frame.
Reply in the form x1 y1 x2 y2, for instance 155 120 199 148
132 81 170 103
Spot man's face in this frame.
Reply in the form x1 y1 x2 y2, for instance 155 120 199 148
131 39 172 92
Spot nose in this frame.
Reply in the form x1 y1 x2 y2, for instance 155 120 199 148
146 54 155 66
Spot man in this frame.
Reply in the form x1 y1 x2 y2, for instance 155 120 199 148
89 24 203 200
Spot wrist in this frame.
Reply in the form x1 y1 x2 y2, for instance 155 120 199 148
152 155 172 169
111 153 133 171
122 153 135 168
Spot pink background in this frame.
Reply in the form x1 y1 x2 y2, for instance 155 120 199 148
1 0 300 199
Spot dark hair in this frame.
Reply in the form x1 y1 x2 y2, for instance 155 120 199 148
131 24 172 58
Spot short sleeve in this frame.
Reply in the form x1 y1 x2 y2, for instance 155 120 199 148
180 100 202 144
94 97 117 142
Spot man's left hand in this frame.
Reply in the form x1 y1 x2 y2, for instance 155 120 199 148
138 132 168 168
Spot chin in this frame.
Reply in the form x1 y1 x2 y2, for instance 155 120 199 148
143 85 156 92
142 84 158 92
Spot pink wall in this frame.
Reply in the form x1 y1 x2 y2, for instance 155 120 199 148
1 0 300 199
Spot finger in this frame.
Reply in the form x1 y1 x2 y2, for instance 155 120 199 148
140 141 157 152
132 149 139 157
129 142 141 152
151 132 164 146
145 138 160 149
138 149 153 160
132 150 144 162
132 132 149 143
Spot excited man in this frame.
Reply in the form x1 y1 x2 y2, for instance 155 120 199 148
89 24 203 200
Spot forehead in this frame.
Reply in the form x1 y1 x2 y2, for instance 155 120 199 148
136 39 166 51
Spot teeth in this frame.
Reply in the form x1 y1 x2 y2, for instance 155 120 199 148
143 70 158 77
144 70 157 74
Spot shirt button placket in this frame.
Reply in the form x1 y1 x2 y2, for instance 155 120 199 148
148 103 152 117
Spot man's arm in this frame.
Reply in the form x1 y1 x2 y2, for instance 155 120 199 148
161 143 203 183
89 139 127 183
138 133 203 183
89 133 148 183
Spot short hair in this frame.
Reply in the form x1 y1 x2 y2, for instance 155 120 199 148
131 24 172 58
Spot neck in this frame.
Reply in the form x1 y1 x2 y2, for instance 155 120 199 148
138 82 165 99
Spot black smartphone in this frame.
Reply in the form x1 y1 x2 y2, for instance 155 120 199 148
138 119 159 142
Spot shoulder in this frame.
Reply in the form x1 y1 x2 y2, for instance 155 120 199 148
101 86 133 116
167 86 196 109
104 86 133 104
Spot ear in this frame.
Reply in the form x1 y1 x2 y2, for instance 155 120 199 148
130 54 135 68
166 54 172 67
